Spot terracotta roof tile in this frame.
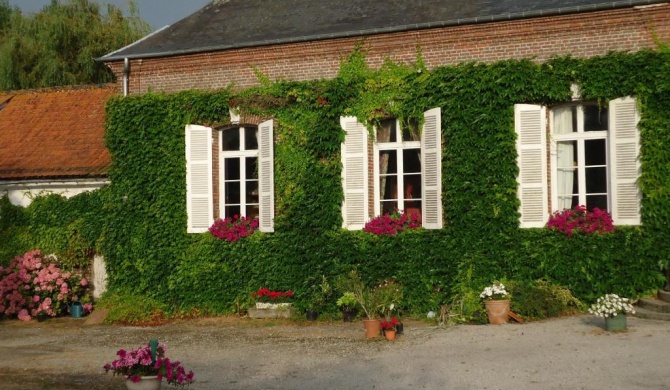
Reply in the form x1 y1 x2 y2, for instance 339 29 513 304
0 85 117 180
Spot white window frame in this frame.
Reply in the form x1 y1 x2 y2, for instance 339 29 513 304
372 120 422 217
550 103 609 212
218 126 259 220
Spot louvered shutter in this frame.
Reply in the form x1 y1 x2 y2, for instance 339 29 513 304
258 119 275 232
185 125 213 233
421 107 443 229
609 97 641 225
340 116 368 230
515 104 548 228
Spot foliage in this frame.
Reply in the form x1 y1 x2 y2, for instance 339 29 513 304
335 270 382 319
209 216 258 242
374 279 403 319
3 48 670 322
0 249 92 320
306 275 332 310
547 205 614 237
0 0 150 90
588 294 635 318
507 280 584 321
363 211 421 235
103 342 195 386
96 291 169 325
336 292 358 311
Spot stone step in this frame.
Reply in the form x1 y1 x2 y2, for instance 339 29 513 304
658 289 670 303
633 306 670 321
637 298 670 313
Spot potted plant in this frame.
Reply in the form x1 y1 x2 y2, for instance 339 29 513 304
251 287 294 309
103 341 195 390
336 270 383 337
336 292 359 322
381 317 401 341
588 293 636 331
304 275 331 321
480 282 511 324
376 279 404 334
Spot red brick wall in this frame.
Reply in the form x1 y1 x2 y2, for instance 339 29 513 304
106 5 670 94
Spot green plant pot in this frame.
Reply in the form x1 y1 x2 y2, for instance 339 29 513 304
605 314 627 331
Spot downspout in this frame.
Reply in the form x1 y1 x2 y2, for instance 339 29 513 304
123 58 130 96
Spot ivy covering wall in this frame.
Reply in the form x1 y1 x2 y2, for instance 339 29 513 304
2 49 669 315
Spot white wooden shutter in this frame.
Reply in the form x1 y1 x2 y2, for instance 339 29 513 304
185 124 213 233
515 104 548 228
258 119 275 232
340 116 368 230
609 96 641 225
421 107 443 229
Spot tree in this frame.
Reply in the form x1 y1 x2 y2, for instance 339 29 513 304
0 0 150 90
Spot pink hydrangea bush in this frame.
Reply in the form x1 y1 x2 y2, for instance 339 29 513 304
209 215 258 242
363 210 421 235
103 342 195 387
546 205 614 237
0 249 92 321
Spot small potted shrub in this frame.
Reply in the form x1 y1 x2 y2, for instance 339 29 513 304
588 294 635 331
103 341 195 389
480 282 511 325
336 292 359 322
381 317 401 341
306 275 332 321
335 270 383 337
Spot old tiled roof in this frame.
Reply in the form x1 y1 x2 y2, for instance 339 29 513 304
100 0 666 61
0 85 116 180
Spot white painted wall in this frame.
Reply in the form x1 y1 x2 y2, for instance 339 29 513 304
0 179 109 206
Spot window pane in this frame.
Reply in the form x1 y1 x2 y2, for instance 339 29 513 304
402 119 420 141
403 174 421 199
246 157 258 179
246 181 258 203
403 149 421 174
377 119 396 143
553 106 575 134
225 182 241 203
556 141 576 209
246 205 259 221
584 104 608 132
224 158 240 180
222 128 240 151
244 127 258 150
381 175 397 200
584 139 606 166
586 195 608 211
380 200 396 215
224 205 241 218
379 150 397 174
585 167 607 193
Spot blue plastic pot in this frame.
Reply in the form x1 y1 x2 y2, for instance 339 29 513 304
70 301 83 318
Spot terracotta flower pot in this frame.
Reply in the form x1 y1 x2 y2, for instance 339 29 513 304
363 319 381 338
384 329 396 341
484 299 510 324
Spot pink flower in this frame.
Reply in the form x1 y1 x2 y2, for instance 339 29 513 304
80 278 88 287
32 295 40 302
17 309 31 321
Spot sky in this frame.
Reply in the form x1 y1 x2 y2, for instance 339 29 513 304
9 0 212 30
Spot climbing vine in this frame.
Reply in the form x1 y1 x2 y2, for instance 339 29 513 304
2 47 669 316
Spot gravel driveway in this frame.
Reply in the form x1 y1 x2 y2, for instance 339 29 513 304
0 314 669 389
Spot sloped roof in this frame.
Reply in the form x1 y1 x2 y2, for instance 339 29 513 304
0 85 116 180
100 0 666 61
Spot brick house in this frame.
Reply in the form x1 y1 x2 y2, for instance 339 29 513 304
0 85 115 206
97 0 670 232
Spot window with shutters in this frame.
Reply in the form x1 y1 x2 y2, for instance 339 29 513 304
515 96 640 228
186 120 274 234
219 126 260 220
341 107 442 230
374 118 422 221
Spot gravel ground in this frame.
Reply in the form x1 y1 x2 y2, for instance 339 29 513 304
0 314 669 389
